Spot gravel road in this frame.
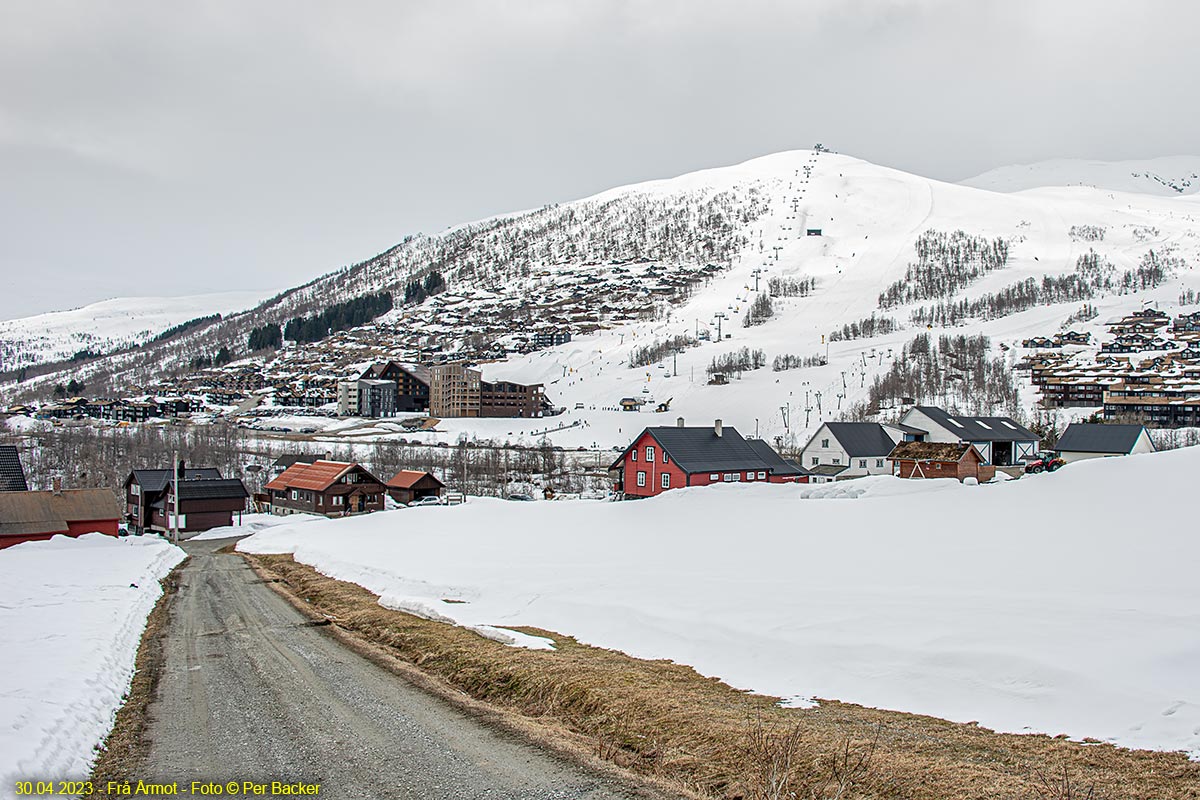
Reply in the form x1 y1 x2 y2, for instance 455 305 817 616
142 538 655 800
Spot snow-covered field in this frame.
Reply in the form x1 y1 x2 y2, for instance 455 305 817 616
0 534 185 795
241 447 1200 758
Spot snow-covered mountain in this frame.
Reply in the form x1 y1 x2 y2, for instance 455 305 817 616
961 155 1200 196
7 149 1200 452
0 291 270 373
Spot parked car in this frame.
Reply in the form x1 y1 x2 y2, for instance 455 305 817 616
409 495 444 507
505 493 536 502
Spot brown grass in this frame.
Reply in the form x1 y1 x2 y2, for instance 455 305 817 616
89 559 187 794
244 553 1200 800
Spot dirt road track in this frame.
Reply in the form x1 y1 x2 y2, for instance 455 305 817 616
142 538 655 800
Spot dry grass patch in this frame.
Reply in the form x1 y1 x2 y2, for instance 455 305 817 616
89 560 187 795
246 553 1200 800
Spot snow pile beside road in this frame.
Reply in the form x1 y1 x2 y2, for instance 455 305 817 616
241 448 1200 757
0 534 186 794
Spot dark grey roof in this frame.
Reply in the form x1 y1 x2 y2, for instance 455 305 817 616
808 464 848 476
745 439 809 476
274 454 319 469
0 445 28 492
912 406 1037 442
1056 423 1150 455
892 423 927 435
613 426 770 473
129 468 224 494
176 478 249 500
824 423 897 457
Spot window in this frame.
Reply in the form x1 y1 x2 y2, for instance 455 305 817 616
710 473 720 481
876 459 885 468
757 471 766 479
662 451 668 464
859 459 867 468
291 489 298 500
636 471 647 487
746 472 755 481
811 456 818 465
661 473 670 488
646 446 655 462
317 496 323 506
821 438 830 448
832 457 841 465
131 484 141 497
631 449 637 462
333 495 344 506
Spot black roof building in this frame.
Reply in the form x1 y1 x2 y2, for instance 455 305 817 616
908 406 1038 442
0 445 28 492
745 438 809 476
822 422 899 457
1056 423 1152 455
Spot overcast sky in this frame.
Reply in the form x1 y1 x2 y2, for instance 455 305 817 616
1 0 1196 320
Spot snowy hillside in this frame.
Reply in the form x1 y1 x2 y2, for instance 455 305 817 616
0 290 269 372
241 446 1200 757
9 149 1200 455
962 156 1200 196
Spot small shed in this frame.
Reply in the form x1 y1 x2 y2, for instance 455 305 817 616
619 397 644 411
386 470 445 505
887 442 995 483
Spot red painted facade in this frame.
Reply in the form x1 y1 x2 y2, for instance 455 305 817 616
613 431 805 498
0 521 119 550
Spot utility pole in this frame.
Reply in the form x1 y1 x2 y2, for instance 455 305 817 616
171 449 180 544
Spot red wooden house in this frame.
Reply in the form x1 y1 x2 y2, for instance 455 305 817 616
609 419 808 498
886 442 996 483
0 486 121 549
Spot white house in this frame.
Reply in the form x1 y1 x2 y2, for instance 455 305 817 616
1054 423 1155 463
799 422 905 482
897 406 1039 466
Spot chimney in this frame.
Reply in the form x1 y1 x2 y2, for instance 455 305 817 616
677 416 685 428
714 419 723 438
52 476 62 495
177 459 186 476
324 451 332 462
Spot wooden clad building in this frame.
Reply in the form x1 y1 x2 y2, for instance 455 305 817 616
124 466 249 534
385 470 445 505
887 442 995 483
0 486 121 549
266 460 387 517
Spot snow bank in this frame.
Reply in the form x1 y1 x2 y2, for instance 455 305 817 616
0 534 186 794
241 448 1200 757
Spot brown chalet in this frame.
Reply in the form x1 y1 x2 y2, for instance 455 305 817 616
887 442 995 483
266 460 386 517
385 470 445 505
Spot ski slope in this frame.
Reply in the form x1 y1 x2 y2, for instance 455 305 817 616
314 150 1200 452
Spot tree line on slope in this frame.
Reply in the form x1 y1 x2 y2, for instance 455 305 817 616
909 249 1182 327
878 230 1010 309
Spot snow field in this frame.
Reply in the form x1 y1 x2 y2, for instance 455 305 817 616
240 446 1200 758
0 534 186 797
